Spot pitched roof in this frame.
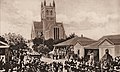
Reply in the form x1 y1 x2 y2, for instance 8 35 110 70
0 41 9 48
54 36 79 46
77 37 96 46
85 34 120 48
99 34 120 45
54 36 96 46
108 38 120 45
85 41 99 49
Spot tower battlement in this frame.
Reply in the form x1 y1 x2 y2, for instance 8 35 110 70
31 0 66 40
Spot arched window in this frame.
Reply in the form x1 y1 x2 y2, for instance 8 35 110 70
46 10 49 15
78 50 80 55
50 10 53 15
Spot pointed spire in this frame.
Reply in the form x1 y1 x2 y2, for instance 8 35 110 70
44 0 46 6
53 0 55 7
41 2 43 7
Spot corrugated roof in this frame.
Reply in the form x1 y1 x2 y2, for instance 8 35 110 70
77 37 96 46
85 34 120 48
99 34 120 45
85 41 99 49
54 36 96 46
108 38 120 45
54 36 79 46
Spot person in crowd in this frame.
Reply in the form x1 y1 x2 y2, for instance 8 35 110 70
0 57 4 70
100 49 113 72
4 61 10 72
89 51 94 66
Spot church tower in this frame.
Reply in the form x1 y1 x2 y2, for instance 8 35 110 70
31 0 66 40
41 0 56 39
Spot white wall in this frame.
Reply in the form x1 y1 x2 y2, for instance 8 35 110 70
99 40 115 60
74 42 84 58
115 45 120 56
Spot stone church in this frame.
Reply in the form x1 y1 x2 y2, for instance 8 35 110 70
31 0 66 40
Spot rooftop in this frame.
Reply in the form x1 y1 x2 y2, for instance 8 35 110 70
54 36 96 47
99 34 120 45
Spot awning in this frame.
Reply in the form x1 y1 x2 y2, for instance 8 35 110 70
0 41 9 49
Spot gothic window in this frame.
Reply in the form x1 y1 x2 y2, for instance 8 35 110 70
57 28 59 39
54 28 59 40
78 50 80 55
46 10 49 15
54 28 55 39
50 10 53 15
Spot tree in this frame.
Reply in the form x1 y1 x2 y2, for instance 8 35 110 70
66 33 76 40
45 38 54 51
3 33 28 61
54 33 76 44
33 37 43 46
0 36 7 43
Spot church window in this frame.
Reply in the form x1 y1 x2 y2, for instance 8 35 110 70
57 28 59 39
54 28 56 39
46 10 49 15
78 50 80 55
54 27 60 40
50 10 53 15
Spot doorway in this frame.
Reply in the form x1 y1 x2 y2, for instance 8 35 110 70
84 49 99 62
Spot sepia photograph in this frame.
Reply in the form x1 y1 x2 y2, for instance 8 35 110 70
0 0 120 72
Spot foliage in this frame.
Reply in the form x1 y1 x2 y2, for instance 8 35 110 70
32 33 76 54
44 38 54 51
2 33 28 61
3 33 27 49
33 37 43 46
54 33 76 44
66 33 76 40
0 36 7 43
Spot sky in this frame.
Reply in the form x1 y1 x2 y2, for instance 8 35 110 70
0 0 120 40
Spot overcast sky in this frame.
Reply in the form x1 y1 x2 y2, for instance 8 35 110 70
0 0 120 40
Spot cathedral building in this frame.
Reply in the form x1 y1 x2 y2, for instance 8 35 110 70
31 0 66 40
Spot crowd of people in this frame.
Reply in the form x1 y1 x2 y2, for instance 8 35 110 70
0 57 64 72
0 43 120 72
0 55 120 72
64 58 100 72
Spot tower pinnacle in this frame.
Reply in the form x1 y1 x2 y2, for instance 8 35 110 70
44 0 46 6
41 2 43 7
53 0 55 7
